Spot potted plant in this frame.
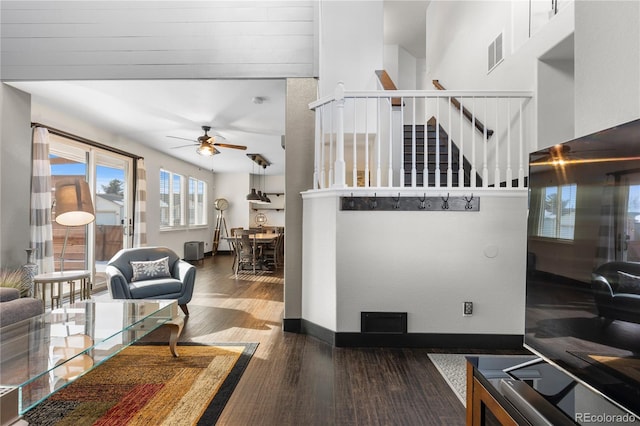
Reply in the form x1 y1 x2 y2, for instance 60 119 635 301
0 269 30 297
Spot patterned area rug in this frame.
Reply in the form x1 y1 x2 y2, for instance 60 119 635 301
428 353 468 406
24 342 257 426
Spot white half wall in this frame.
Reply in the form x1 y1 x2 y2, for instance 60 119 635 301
302 189 528 335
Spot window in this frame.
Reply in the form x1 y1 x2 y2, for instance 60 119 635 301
537 184 577 239
188 177 207 226
160 169 184 227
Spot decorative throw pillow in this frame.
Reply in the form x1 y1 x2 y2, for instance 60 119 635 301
130 257 171 282
616 271 640 295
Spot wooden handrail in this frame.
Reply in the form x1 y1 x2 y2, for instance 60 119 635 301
432 80 493 138
375 70 402 107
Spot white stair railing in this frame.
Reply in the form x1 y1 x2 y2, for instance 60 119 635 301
309 82 533 190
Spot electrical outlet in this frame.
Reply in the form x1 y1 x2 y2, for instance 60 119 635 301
463 302 473 316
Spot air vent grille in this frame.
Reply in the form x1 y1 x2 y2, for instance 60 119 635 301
488 32 504 73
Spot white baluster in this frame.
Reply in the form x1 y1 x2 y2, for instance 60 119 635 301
494 98 500 188
506 100 512 188
411 97 416 187
333 83 346 188
328 102 334 187
518 99 525 188
435 97 441 187
471 97 477 188
423 96 428 187
313 106 321 189
376 97 381 187
320 104 326 188
352 98 358 188
388 98 393 187
482 97 488 188
400 98 405 187
447 96 452 187
458 96 464 188
365 97 370 188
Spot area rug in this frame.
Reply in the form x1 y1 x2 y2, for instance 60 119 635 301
23 342 257 426
428 353 468 406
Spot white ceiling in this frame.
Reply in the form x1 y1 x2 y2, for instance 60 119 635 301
8 79 287 175
5 1 427 177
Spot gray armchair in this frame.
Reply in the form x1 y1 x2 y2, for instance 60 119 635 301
105 247 196 315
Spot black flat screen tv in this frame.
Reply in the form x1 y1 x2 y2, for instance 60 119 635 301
525 118 640 419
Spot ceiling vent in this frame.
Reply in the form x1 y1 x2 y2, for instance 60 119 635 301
488 32 504 73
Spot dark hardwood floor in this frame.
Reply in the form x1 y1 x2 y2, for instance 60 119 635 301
147 254 468 425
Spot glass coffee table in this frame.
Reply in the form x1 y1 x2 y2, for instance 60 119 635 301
0 299 183 416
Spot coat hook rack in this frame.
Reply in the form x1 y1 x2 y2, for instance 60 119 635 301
340 194 480 212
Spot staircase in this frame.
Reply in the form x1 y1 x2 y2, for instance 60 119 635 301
403 118 481 187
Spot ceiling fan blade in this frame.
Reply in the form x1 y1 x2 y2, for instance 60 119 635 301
214 142 247 150
167 135 197 142
170 143 199 149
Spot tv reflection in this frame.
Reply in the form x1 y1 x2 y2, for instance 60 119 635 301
526 118 640 419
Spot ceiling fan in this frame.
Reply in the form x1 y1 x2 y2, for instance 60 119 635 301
167 126 247 157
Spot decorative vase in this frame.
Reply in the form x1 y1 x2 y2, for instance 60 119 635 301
21 247 38 297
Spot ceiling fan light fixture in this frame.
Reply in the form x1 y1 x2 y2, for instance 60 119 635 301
197 142 216 156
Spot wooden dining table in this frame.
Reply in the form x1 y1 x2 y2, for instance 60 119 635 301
223 233 281 274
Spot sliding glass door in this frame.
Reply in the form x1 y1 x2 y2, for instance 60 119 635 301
50 135 133 292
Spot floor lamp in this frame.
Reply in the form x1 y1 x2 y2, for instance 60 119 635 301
54 178 95 273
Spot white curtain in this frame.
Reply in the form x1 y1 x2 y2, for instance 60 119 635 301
133 158 147 247
30 127 55 273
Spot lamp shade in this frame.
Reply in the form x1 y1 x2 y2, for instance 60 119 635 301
246 188 261 201
54 179 95 226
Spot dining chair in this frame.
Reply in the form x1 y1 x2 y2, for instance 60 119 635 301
262 233 284 269
233 232 256 275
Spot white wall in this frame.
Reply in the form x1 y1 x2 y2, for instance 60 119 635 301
303 189 528 334
318 0 384 96
574 0 640 137
212 172 250 252
0 84 32 268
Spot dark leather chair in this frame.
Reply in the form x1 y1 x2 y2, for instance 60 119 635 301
591 261 640 325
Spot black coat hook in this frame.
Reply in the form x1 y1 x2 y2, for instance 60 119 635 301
393 193 401 209
419 193 426 210
441 193 450 210
464 194 474 210
369 193 377 210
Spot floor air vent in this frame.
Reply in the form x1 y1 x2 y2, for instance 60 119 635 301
361 312 407 334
